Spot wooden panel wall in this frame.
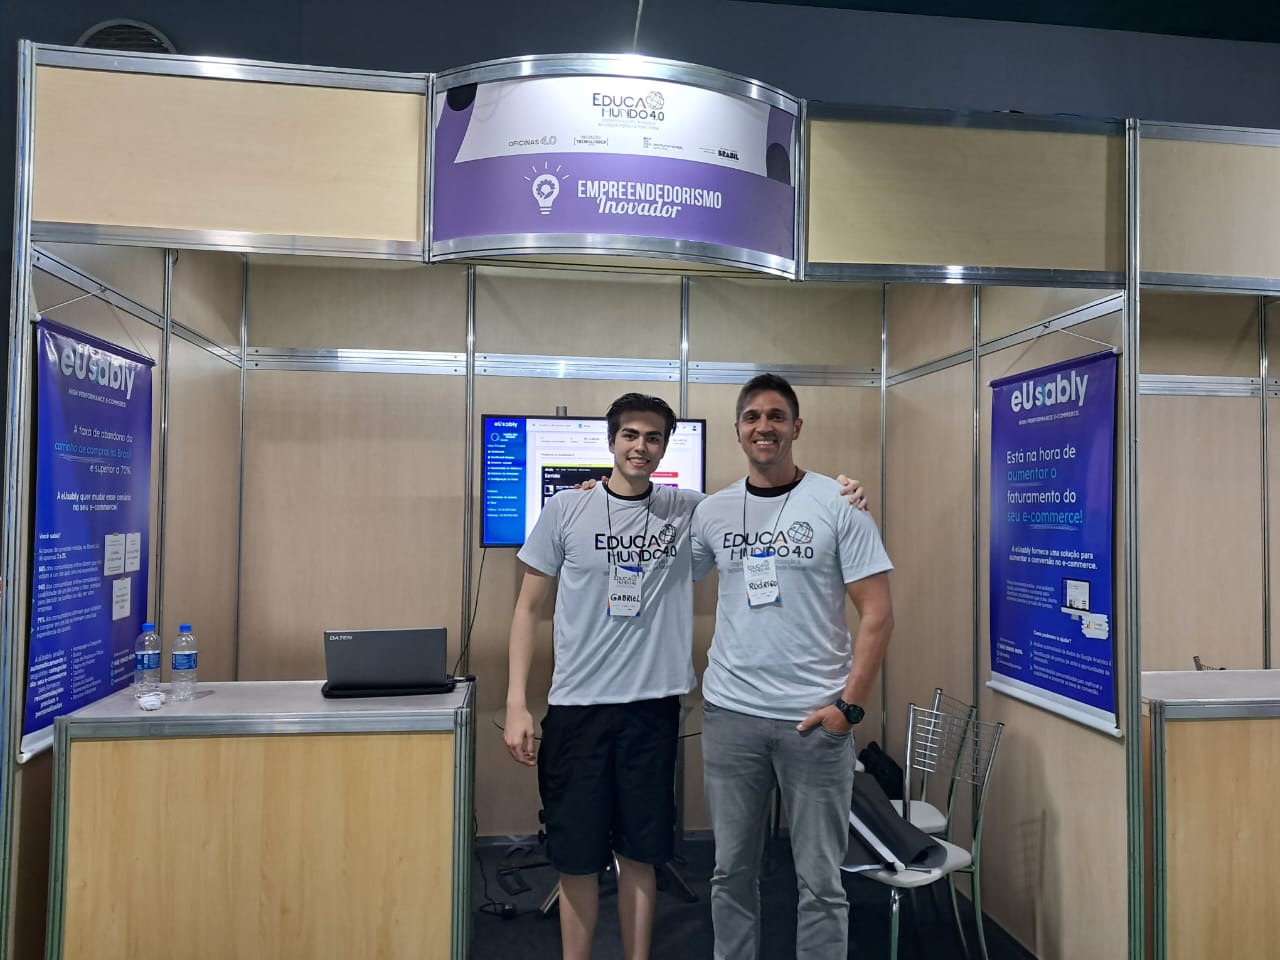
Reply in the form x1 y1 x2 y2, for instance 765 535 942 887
1139 397 1263 670
248 260 467 351
161 338 241 681
172 250 243 350
687 278 882 366
807 121 1124 271
1138 292 1265 670
1141 292 1260 376
238 371 465 679
980 287 1111 344
1142 138 1280 280
34 66 425 242
886 283 972 373
976 313 1129 957
476 266 681 358
883 363 974 762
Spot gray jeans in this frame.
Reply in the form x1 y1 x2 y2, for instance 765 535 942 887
702 701 856 960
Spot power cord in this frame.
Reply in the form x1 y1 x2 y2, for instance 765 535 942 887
474 814 517 920
452 547 488 679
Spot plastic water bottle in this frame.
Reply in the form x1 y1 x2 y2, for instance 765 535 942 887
170 623 198 702
133 622 161 698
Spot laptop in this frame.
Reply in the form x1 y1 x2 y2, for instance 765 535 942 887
321 627 454 698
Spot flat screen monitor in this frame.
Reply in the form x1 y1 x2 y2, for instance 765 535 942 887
481 414 706 548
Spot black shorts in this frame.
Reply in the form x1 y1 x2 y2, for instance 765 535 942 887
537 696 680 875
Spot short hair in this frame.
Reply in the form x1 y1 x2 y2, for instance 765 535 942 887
605 392 677 444
735 373 800 421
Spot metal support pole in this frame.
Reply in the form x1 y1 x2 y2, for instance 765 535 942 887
155 252 174 634
459 266 477 673
1123 117 1146 960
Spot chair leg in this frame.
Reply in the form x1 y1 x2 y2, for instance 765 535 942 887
889 889 902 960
972 861 991 960
948 874 970 958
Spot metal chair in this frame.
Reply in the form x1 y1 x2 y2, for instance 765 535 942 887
861 703 1005 960
888 687 975 836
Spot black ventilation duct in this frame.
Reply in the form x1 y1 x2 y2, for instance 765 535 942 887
75 19 176 55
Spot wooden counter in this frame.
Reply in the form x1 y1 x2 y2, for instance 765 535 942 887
1142 670 1280 960
46 681 474 960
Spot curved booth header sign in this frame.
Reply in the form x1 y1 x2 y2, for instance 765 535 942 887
431 56 800 277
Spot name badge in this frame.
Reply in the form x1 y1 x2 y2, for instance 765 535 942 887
608 565 643 617
744 551 780 607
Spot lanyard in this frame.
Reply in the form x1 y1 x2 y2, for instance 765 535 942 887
741 467 800 555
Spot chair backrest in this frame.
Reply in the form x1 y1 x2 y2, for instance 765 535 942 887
918 687 975 798
901 700 973 827
949 713 1005 857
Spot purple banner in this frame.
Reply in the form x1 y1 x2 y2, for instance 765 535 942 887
989 351 1118 731
432 75 797 269
25 319 154 748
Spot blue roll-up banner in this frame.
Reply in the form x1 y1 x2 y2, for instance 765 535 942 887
22 319 154 758
989 350 1120 735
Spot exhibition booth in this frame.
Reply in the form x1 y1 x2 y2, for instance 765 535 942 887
5 38 1280 960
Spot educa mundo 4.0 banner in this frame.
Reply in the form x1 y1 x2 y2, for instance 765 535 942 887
432 71 798 275
988 350 1119 735
23 319 154 757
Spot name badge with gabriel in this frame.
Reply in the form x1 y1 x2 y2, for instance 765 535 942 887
608 564 643 617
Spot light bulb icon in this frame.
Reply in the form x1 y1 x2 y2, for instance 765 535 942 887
531 173 560 214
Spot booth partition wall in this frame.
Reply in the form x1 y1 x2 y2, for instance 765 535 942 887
6 39 1280 960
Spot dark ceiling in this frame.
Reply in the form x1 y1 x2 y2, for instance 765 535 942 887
753 0 1280 43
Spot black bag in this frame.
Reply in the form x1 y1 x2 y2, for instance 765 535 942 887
857 740 905 801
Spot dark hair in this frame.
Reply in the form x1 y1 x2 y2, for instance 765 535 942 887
605 393 677 444
735 373 800 421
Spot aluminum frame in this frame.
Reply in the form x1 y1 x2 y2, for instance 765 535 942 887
1123 117 1146 960
32 223 424 262
246 346 466 376
33 41 426 93
1262 296 1273 670
433 236 797 281
31 247 165 329
434 53 801 115
2 38 40 958
806 100 1124 137
806 263 1125 288
459 267 477 676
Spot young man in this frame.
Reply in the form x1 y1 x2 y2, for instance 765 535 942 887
504 393 700 960
691 373 895 960
504 392 867 960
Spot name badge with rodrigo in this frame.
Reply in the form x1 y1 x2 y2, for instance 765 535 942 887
744 550 780 607
608 565 643 618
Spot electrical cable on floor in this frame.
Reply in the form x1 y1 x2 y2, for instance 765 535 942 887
474 813 517 919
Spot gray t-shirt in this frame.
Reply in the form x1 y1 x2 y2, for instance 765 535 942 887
691 471 893 721
518 483 701 705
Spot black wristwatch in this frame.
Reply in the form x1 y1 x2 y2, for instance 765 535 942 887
834 698 865 725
